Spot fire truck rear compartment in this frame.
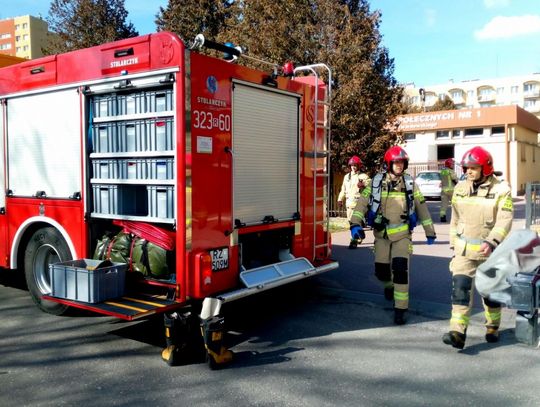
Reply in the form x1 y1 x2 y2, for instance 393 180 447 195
238 227 294 270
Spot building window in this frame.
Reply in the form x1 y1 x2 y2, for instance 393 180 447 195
452 129 461 138
16 46 21 52
0 33 11 39
464 128 483 137
524 83 538 93
521 146 526 162
15 24 20 30
22 23 28 29
436 130 450 139
524 99 540 111
511 85 519 94
497 87 504 95
15 35 20 41
438 93 446 101
23 45 29 51
491 126 505 136
404 133 416 141
0 43 12 50
23 34 29 41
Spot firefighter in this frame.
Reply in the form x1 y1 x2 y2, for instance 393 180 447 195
439 158 458 222
442 146 513 349
337 155 371 249
350 146 436 324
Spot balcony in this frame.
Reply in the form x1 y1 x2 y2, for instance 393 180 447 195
478 94 496 102
523 90 540 99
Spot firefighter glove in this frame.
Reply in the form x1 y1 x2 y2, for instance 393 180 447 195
350 225 365 240
426 236 436 245
367 210 376 227
408 213 417 229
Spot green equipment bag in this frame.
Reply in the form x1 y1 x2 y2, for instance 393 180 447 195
131 238 170 278
93 231 170 278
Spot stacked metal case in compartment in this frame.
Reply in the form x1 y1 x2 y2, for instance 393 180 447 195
89 87 175 223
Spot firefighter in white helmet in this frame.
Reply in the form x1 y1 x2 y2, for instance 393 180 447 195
350 146 436 324
439 158 458 222
337 155 371 249
442 146 513 349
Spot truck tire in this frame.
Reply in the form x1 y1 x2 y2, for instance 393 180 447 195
24 227 72 315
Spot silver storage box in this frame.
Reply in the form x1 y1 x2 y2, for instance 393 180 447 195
92 159 121 179
147 185 174 219
49 259 126 303
120 158 148 179
146 118 174 151
117 92 145 115
118 121 146 152
92 122 118 153
147 158 174 180
93 95 117 118
146 89 174 113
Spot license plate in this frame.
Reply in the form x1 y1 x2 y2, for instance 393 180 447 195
210 247 229 271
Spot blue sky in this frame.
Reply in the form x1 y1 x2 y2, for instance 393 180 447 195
0 0 167 35
371 0 540 86
3 1 540 88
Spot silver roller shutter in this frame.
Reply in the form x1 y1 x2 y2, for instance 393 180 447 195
7 89 82 198
232 83 300 225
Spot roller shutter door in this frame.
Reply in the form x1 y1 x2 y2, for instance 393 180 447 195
232 83 299 225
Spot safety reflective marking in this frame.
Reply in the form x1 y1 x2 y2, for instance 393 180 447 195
394 292 408 300
122 296 166 308
104 301 147 312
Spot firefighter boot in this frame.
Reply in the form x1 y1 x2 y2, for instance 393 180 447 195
394 308 407 325
442 331 466 349
440 215 447 223
485 327 499 343
348 239 359 249
384 282 394 301
201 316 233 370
161 312 181 366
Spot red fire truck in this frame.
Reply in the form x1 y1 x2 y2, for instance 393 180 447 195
0 32 338 366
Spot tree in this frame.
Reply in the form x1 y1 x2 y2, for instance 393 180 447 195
155 0 403 173
428 95 456 112
155 0 237 45
45 0 138 54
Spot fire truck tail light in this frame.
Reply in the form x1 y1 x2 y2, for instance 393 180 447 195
155 121 166 127
195 252 213 287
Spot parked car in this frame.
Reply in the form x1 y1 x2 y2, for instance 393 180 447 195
415 171 442 200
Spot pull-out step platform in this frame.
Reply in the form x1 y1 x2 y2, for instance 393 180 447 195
43 292 181 320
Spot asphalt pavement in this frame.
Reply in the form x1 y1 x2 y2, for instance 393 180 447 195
1 198 539 406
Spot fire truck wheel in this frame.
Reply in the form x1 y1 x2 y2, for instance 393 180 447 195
24 227 72 315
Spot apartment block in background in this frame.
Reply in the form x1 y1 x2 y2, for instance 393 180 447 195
0 15 49 59
404 74 540 120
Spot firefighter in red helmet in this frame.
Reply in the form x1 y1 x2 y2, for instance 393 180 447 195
350 146 436 324
442 146 513 349
439 158 458 222
338 155 371 249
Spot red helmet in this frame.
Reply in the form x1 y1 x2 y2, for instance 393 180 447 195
384 146 409 170
444 158 455 169
348 155 362 167
461 146 494 176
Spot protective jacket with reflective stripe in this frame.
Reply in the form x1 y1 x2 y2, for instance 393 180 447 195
440 168 458 193
338 171 371 209
449 175 513 260
351 172 435 242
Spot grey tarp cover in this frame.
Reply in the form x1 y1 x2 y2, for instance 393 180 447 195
476 229 540 305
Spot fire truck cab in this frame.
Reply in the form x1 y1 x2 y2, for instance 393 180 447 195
0 32 337 365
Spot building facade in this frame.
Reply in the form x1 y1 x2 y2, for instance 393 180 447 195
397 105 540 196
0 15 49 59
404 74 540 120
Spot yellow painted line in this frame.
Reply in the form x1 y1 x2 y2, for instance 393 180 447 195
104 301 147 313
122 296 166 308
